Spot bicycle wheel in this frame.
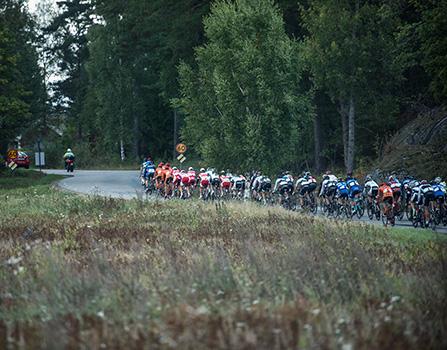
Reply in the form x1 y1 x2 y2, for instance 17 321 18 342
367 202 373 220
357 201 365 219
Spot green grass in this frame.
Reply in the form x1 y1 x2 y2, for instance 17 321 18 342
0 174 446 349
0 168 64 191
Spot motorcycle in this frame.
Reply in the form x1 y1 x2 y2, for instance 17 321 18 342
65 159 74 172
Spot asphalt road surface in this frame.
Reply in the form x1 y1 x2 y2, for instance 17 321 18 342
45 169 141 199
44 169 447 233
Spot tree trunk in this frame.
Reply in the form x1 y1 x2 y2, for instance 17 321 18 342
346 93 355 173
339 99 348 168
313 113 322 172
132 88 139 160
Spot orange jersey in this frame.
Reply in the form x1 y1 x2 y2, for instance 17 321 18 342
378 184 393 200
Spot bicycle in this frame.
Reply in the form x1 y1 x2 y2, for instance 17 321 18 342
381 200 395 227
350 194 365 219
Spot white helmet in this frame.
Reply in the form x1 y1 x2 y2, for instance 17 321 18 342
67 148 72 152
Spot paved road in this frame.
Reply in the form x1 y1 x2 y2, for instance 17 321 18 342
44 169 141 199
44 169 447 233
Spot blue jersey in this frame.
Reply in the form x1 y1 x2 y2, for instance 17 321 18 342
337 182 348 196
433 184 446 198
346 178 361 197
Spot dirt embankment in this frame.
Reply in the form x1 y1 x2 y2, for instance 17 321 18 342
377 107 447 179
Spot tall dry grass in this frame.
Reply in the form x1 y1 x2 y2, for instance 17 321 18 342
0 187 446 349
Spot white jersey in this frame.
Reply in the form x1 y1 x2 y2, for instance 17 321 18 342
364 180 379 196
319 175 338 196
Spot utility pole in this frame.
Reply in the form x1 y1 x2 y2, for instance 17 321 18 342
173 109 178 160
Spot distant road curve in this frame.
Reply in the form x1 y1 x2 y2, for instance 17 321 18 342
43 169 447 234
44 169 141 199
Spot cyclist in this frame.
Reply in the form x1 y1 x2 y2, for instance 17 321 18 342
319 171 338 208
198 168 210 199
346 172 362 201
142 158 155 192
273 172 294 205
249 171 260 197
163 163 174 197
335 177 350 208
377 182 395 225
364 175 379 205
220 171 232 197
432 177 446 223
252 173 272 202
179 169 192 198
231 174 247 199
155 162 165 191
411 180 434 227
295 172 317 209
187 167 197 189
389 175 402 214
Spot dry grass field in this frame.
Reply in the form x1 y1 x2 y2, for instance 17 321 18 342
1 171 446 349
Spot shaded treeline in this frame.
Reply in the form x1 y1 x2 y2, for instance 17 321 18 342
1 0 445 172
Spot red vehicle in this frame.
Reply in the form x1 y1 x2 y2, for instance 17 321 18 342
7 151 30 169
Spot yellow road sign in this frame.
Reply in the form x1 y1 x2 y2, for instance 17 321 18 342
176 143 187 154
7 149 18 159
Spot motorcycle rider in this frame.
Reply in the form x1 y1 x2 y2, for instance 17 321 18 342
63 148 75 170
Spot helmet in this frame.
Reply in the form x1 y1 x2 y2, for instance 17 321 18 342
188 167 194 171
323 175 329 180
158 162 164 167
181 169 186 173
434 177 442 184
347 172 353 178
200 168 205 172
67 148 72 153
172 167 177 171
165 163 170 167
338 177 344 182
420 179 428 184
325 170 331 175
388 175 395 182
220 170 225 175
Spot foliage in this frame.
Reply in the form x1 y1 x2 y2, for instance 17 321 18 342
176 0 312 173
0 0 47 154
0 178 446 348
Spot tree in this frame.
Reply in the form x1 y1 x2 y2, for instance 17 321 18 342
0 0 47 154
303 0 403 173
176 0 311 173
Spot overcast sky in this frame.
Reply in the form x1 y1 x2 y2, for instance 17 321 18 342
27 0 57 13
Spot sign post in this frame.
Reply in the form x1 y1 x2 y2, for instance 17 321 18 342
37 138 42 172
175 143 187 163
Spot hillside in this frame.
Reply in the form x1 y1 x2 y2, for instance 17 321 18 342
378 107 447 179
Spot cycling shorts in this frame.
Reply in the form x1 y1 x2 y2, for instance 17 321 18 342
349 186 361 198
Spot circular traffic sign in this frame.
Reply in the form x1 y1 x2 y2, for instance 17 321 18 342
7 149 18 160
176 143 187 154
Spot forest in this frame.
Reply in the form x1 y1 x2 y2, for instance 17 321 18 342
0 0 446 173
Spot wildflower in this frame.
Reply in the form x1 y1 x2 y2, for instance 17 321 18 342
311 308 320 316
6 256 22 266
390 296 400 303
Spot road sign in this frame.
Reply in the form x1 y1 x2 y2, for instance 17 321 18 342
7 149 18 160
177 154 186 163
176 143 187 154
8 161 17 170
35 152 45 166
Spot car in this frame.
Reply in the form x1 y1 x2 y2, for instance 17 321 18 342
6 151 30 169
